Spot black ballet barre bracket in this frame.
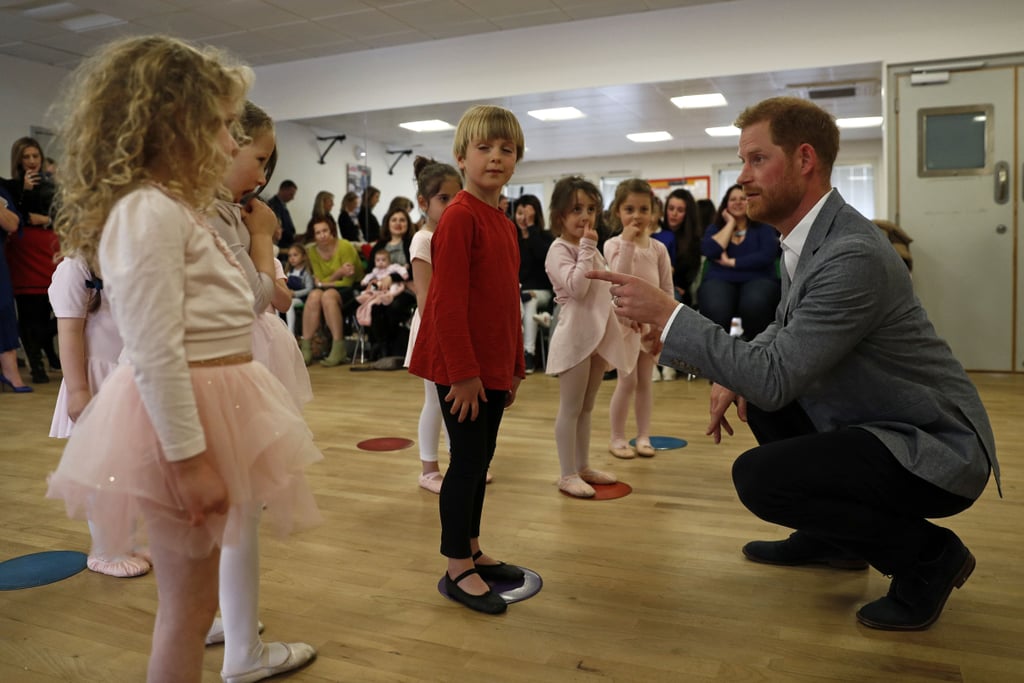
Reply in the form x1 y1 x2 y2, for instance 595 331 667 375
386 149 413 175
315 135 347 165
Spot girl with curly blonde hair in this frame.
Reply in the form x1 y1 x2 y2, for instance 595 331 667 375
46 35 322 683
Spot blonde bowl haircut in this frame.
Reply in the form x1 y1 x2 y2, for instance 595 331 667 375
452 105 525 164
53 35 252 274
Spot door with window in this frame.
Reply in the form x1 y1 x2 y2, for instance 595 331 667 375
892 64 1020 371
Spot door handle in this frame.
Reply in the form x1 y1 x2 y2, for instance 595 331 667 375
994 161 1009 204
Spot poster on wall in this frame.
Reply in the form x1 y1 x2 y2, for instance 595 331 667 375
347 164 371 195
648 176 710 201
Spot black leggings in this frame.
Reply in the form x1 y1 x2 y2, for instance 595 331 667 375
732 402 973 574
435 385 507 558
369 292 415 356
15 294 58 372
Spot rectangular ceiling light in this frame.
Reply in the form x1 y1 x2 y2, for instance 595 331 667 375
62 13 124 31
705 125 740 137
22 2 82 21
626 131 673 143
528 107 585 121
670 93 727 109
399 119 454 132
836 116 883 129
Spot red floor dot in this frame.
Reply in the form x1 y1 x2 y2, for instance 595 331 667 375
559 481 633 500
356 437 415 451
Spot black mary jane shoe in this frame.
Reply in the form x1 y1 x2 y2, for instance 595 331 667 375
473 550 525 583
444 568 507 614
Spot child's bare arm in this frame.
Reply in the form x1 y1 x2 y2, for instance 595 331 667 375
411 258 432 311
56 317 91 420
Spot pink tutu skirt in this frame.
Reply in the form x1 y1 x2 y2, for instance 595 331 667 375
49 357 118 438
46 362 323 558
252 312 313 410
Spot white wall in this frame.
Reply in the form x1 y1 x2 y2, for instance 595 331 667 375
512 139 884 222
0 54 70 173
275 123 883 230
269 120 427 231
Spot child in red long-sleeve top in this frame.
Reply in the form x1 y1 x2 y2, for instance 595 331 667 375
409 105 526 615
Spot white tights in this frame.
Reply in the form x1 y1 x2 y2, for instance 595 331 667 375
218 503 289 676
554 355 608 477
609 351 656 445
418 379 449 463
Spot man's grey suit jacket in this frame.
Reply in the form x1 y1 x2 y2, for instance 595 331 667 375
662 190 999 500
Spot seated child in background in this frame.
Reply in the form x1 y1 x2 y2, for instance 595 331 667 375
285 244 313 335
360 247 409 290
355 247 408 327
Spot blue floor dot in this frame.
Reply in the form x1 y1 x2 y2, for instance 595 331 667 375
630 436 687 450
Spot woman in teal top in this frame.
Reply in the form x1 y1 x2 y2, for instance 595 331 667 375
300 217 364 366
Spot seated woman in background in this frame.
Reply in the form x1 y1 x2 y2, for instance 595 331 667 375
337 191 363 243
697 184 780 341
370 206 413 267
367 208 416 358
514 194 553 373
662 188 702 308
300 217 364 367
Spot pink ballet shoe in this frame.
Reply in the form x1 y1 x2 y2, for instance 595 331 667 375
418 471 443 494
579 467 617 485
485 469 493 484
635 441 656 458
608 443 636 459
86 554 151 578
132 546 152 564
221 641 317 683
558 474 595 498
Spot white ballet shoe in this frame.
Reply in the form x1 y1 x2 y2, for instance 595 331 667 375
221 641 317 683
206 617 264 646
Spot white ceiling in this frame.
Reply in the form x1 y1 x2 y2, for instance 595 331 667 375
301 64 883 163
0 0 883 163
0 0 734 67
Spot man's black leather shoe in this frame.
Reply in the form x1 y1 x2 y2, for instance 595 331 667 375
743 531 869 570
856 529 974 631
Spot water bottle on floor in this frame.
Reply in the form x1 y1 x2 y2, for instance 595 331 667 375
729 317 744 338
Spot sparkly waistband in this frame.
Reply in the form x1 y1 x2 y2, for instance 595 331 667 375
187 353 253 367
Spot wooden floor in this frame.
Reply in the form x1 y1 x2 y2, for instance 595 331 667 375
1 364 1021 682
